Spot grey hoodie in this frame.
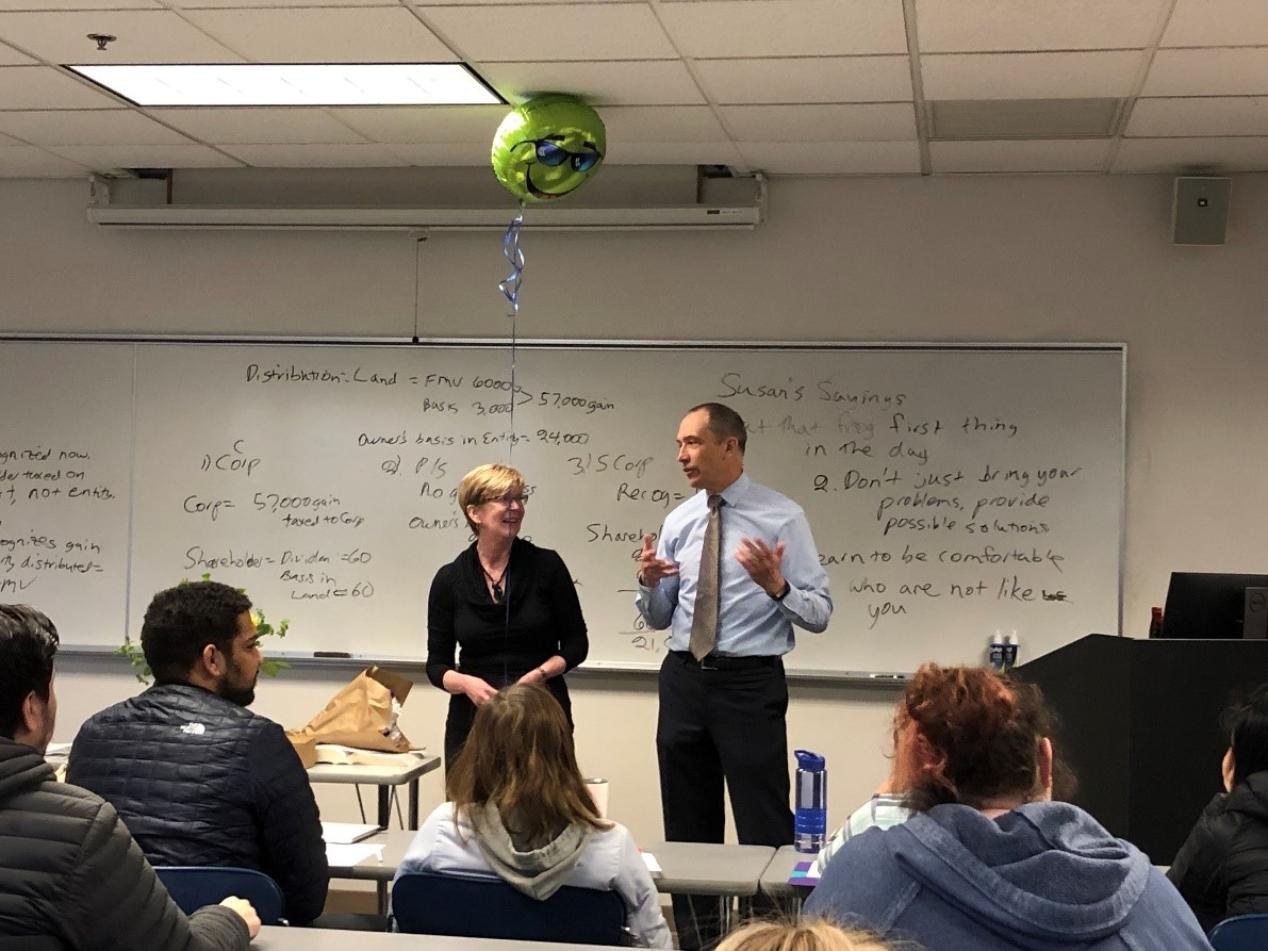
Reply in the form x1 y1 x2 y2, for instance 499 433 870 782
805 800 1213 950
469 804 592 900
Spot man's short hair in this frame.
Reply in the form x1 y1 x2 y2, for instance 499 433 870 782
689 401 748 454
0 604 59 739
141 581 252 684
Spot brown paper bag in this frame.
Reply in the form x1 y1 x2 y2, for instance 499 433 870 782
286 666 414 766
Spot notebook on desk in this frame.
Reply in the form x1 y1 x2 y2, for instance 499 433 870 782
321 821 380 844
314 743 427 768
787 860 820 888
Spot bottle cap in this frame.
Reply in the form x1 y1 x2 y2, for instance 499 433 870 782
794 749 826 770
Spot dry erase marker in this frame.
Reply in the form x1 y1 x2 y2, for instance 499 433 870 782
313 651 352 658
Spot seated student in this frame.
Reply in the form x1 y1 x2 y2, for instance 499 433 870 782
0 603 259 950
805 663 1212 950
395 683 672 948
718 918 898 951
1169 682 1268 932
67 581 328 926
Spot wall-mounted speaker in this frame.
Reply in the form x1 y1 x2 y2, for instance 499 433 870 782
1172 176 1231 246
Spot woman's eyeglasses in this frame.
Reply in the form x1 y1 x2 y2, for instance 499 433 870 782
486 493 527 507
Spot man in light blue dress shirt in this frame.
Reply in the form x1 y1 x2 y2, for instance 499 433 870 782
636 402 832 949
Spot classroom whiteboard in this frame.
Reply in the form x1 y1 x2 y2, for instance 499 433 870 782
0 340 1124 677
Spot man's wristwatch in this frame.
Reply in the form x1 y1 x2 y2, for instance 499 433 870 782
771 581 791 601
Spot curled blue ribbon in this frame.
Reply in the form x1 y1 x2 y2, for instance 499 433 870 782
498 210 525 314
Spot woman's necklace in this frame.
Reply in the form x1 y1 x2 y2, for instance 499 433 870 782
480 556 509 603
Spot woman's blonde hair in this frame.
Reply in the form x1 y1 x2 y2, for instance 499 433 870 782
457 463 525 533
446 683 608 842
717 919 899 951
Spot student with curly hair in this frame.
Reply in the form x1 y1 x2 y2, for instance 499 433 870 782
805 663 1210 950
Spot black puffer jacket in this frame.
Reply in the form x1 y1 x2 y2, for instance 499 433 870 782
0 738 249 950
1168 770 1268 932
67 683 328 925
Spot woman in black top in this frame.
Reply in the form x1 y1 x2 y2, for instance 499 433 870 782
426 463 588 768
1169 682 1268 932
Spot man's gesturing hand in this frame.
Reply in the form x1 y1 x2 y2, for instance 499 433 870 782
637 534 678 589
736 537 787 598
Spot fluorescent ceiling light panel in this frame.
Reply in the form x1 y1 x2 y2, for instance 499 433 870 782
65 64 501 107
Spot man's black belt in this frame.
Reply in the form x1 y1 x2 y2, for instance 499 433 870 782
669 650 779 671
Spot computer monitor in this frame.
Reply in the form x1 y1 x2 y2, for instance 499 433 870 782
1159 572 1268 639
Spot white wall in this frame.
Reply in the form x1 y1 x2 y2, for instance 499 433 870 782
6 172 1268 844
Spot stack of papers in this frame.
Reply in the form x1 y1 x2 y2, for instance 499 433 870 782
641 851 662 879
325 843 384 868
321 821 380 844
315 743 427 768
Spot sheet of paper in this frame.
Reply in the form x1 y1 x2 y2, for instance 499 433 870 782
325 843 384 868
321 821 380 844
641 851 662 877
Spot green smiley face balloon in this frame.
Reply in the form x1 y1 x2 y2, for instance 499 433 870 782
491 94 606 203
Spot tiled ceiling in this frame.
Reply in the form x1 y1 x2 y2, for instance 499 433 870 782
0 0 1265 178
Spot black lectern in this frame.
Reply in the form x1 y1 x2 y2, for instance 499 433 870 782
1016 633 1268 863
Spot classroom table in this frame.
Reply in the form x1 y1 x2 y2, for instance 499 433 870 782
253 925 612 950
307 754 440 830
327 830 776 926
328 831 775 895
643 841 775 898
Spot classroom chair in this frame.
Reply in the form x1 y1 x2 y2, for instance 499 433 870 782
391 871 629 945
155 866 286 925
1209 913 1268 951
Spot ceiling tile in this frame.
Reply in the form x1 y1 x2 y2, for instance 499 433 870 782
601 105 728 142
0 144 89 176
922 51 1146 99
1127 97 1268 137
1143 48 1268 97
149 107 369 144
931 138 1110 172
329 104 505 143
0 11 241 64
182 8 455 63
918 0 1169 53
385 141 488 165
0 108 194 145
694 55 912 105
658 0 907 58
0 66 121 109
420 4 675 61
47 143 242 169
605 140 745 166
222 142 407 166
737 140 921 174
478 60 705 106
930 98 1121 138
175 0 385 8
0 0 159 8
0 42 34 64
1161 0 1268 47
721 102 916 141
416 0 642 4
1113 136 1268 172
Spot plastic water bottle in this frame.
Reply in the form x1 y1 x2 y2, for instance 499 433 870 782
1002 631 1019 671
988 631 1006 672
794 749 827 853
